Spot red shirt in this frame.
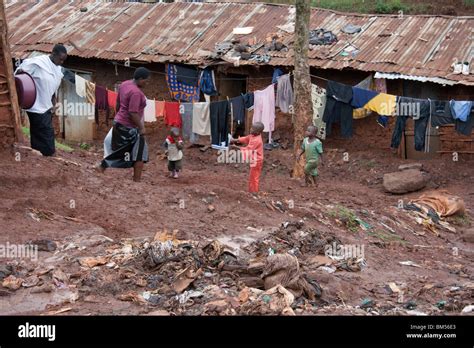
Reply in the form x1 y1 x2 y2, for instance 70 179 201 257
164 102 182 128
108 90 118 111
114 80 146 128
238 134 264 164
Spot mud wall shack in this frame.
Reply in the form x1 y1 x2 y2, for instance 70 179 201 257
51 55 474 160
0 0 21 148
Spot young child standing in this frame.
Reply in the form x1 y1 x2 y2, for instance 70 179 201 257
230 122 264 194
164 127 184 179
298 125 324 186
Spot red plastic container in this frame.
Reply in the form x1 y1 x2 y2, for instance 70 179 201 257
15 73 36 109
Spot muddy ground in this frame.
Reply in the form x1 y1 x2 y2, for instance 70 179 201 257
0 129 472 316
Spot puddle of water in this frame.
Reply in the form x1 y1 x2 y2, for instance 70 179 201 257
0 288 77 315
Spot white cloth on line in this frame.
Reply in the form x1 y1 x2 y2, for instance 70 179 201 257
75 74 87 99
253 84 275 133
144 98 156 123
192 102 211 136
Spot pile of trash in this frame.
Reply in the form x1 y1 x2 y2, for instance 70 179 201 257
1 221 350 315
212 28 290 66
309 28 338 46
402 191 466 235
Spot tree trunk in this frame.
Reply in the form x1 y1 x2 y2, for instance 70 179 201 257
292 0 312 178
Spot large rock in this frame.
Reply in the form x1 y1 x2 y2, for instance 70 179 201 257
383 169 428 194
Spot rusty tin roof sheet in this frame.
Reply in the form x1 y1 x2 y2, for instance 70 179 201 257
5 1 474 85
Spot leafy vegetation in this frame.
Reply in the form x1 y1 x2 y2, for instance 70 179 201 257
264 0 473 14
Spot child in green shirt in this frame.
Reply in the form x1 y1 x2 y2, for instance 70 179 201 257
298 125 324 186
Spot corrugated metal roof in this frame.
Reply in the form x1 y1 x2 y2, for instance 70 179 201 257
5 1 474 85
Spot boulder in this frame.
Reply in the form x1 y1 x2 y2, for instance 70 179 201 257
398 163 423 171
383 169 428 194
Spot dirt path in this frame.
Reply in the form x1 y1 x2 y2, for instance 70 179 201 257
0 134 472 315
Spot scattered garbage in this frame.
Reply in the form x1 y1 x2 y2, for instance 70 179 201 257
118 291 146 304
461 305 474 313
172 267 203 294
262 253 321 300
309 28 338 45
29 239 57 252
360 298 375 309
404 300 417 310
411 191 465 217
334 257 366 272
406 310 428 316
0 188 469 317
340 44 360 58
2 275 23 290
233 27 254 35
22 275 40 288
342 24 362 34
399 261 422 268
239 285 295 315
319 266 336 274
78 256 109 268
176 290 204 305
387 282 401 294
402 195 458 234
0 264 13 280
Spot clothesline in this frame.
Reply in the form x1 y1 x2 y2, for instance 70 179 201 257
112 61 330 82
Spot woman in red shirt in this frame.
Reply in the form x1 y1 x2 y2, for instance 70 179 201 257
97 67 150 182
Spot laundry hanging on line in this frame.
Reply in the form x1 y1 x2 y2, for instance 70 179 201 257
352 75 373 120
164 101 182 128
200 68 218 97
166 64 200 103
95 85 108 110
322 80 353 138
276 74 293 114
253 84 276 133
155 101 165 118
230 95 246 125
108 90 118 111
311 83 327 140
450 100 472 122
75 74 87 99
144 99 156 123
181 103 199 143
210 100 230 148
192 102 211 136
175 64 200 86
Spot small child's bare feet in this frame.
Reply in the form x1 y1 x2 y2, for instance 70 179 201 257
173 172 179 179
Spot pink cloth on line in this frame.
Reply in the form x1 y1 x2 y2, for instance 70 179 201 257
253 84 275 132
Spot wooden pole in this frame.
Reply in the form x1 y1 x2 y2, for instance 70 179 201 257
0 0 23 143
